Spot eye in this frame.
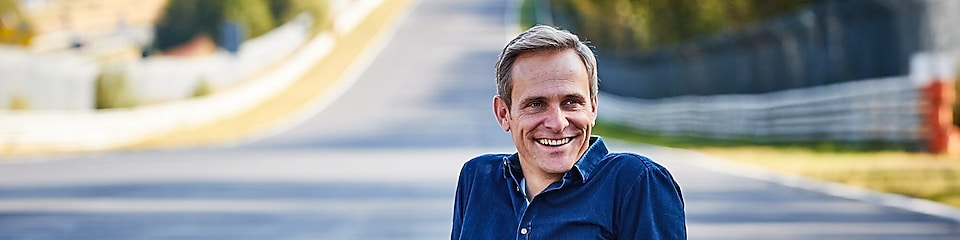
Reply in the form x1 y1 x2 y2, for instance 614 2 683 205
528 101 543 108
563 99 581 105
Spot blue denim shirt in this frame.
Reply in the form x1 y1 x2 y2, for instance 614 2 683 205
452 137 686 239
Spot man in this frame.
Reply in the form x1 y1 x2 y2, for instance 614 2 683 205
451 25 686 239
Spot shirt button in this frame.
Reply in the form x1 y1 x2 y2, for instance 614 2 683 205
520 227 528 235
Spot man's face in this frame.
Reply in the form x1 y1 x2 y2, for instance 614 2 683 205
494 49 597 178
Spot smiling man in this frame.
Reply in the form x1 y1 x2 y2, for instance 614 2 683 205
452 25 686 239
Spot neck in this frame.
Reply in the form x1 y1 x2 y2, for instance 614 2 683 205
521 169 563 201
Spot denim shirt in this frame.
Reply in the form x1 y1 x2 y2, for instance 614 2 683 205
452 137 686 239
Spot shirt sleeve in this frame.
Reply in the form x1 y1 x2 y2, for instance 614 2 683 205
617 160 686 239
451 161 473 240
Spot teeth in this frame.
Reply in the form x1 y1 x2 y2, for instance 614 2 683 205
537 138 571 146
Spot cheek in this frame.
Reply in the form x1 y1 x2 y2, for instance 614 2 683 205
513 113 540 131
571 112 595 129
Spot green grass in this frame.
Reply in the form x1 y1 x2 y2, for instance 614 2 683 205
699 147 960 208
593 120 921 152
95 67 139 109
595 120 960 209
192 78 213 97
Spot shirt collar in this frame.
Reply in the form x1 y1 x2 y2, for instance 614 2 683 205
502 136 609 184
572 136 608 183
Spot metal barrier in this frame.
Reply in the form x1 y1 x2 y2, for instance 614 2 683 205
600 76 921 144
599 52 960 153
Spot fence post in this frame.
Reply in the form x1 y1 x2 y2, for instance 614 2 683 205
922 80 958 154
913 52 959 155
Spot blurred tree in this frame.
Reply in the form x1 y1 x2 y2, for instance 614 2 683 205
269 0 330 34
154 0 328 52
153 0 223 52
0 0 33 45
554 0 809 52
223 0 274 39
269 0 294 26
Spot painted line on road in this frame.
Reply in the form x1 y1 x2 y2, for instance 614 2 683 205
687 222 954 236
0 198 451 214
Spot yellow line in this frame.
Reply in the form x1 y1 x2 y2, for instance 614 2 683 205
131 0 415 150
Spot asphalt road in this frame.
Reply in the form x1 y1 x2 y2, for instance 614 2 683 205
1 0 959 239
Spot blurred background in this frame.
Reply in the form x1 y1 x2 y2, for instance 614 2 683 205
524 0 960 152
525 0 960 211
1 0 959 239
0 0 330 110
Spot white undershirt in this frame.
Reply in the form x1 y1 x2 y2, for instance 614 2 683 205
520 178 531 205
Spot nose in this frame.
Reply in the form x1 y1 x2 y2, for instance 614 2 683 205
542 105 569 132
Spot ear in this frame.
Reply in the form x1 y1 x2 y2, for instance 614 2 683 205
590 94 598 127
493 96 511 132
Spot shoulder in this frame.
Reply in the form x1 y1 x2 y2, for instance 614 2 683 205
462 153 507 170
603 152 669 175
601 152 678 186
603 152 684 204
459 153 509 179
603 154 686 239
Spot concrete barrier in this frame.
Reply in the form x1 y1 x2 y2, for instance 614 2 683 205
0 48 99 110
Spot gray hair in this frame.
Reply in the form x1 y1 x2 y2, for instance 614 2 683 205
495 25 598 107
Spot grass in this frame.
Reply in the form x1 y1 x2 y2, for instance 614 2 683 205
594 120 960 209
592 120 921 152
192 77 213 97
95 66 139 109
8 94 29 110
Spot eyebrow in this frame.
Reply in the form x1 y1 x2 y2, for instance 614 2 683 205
563 94 586 101
519 96 547 107
519 94 586 106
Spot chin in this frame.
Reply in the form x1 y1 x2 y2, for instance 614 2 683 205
537 155 578 173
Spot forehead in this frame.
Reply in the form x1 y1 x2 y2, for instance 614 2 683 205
510 49 590 99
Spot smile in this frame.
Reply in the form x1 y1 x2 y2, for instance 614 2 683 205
536 137 573 146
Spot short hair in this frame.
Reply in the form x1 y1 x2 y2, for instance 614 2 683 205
494 25 598 107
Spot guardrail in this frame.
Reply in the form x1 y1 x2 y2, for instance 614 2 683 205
0 0 384 155
601 76 921 142
599 52 959 154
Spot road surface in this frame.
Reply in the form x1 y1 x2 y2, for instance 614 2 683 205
1 0 958 239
